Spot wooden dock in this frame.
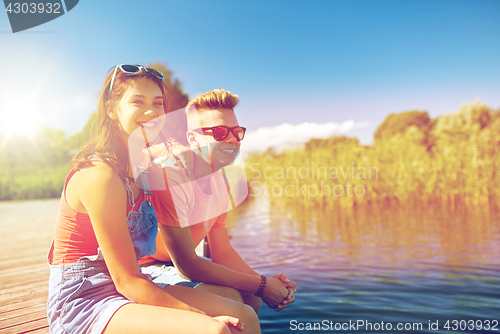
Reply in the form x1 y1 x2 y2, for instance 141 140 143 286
0 199 208 334
0 199 59 334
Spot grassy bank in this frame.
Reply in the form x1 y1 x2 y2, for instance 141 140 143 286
1 103 498 204
0 128 73 201
0 164 71 200
245 103 500 207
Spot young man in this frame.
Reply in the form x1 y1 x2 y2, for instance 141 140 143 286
141 89 296 313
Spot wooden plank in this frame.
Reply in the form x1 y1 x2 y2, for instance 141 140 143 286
0 281 47 297
18 329 49 334
0 317 49 334
0 285 48 309
19 328 50 334
0 302 48 334
0 199 58 334
0 308 47 328
0 263 48 278
0 298 47 315
0 248 51 265
0 280 48 298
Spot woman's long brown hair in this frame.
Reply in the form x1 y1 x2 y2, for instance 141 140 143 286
72 66 171 179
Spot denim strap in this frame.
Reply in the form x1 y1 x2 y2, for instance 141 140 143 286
136 171 153 197
124 178 135 208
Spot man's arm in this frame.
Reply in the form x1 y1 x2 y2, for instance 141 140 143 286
158 224 292 310
207 225 262 311
208 226 296 311
152 167 295 310
159 224 261 291
207 226 257 275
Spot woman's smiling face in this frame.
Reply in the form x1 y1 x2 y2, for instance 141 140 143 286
112 77 165 142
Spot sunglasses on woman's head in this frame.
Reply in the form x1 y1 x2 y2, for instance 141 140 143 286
194 126 247 142
108 64 164 96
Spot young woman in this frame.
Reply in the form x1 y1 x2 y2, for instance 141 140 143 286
47 64 260 334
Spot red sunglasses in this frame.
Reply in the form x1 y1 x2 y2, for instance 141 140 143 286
194 126 246 142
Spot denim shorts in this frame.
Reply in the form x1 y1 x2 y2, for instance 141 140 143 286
47 254 132 334
140 261 202 289
47 258 202 334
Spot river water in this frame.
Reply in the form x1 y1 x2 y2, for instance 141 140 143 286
227 198 500 333
1 197 498 333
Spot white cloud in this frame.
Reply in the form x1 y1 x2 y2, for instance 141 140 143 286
241 120 370 154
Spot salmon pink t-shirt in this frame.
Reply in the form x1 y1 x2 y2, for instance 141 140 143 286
140 167 230 264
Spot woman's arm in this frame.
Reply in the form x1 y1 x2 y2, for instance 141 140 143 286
75 162 204 313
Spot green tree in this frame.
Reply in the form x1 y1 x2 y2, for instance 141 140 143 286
0 133 42 169
68 113 96 152
374 110 430 141
35 126 71 166
305 136 360 151
147 62 189 113
147 62 190 146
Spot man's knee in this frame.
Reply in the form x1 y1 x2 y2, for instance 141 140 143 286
196 284 244 303
222 287 244 303
241 291 262 313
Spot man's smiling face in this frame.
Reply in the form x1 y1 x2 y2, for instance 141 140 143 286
189 108 242 170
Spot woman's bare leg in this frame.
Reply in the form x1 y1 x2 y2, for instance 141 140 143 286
104 285 260 334
103 304 231 334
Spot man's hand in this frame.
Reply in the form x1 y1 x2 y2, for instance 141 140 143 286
260 277 290 310
271 274 297 311
273 273 297 292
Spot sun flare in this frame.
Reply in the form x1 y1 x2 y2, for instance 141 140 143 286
0 90 43 140
1 108 41 140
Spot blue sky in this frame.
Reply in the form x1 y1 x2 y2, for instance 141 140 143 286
1 0 499 148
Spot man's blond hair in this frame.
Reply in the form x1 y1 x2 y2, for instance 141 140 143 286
185 89 239 130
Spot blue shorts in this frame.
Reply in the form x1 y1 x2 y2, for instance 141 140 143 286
140 261 202 289
48 258 202 334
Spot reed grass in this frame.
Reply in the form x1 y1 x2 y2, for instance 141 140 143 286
0 164 71 201
245 103 500 208
1 103 498 204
